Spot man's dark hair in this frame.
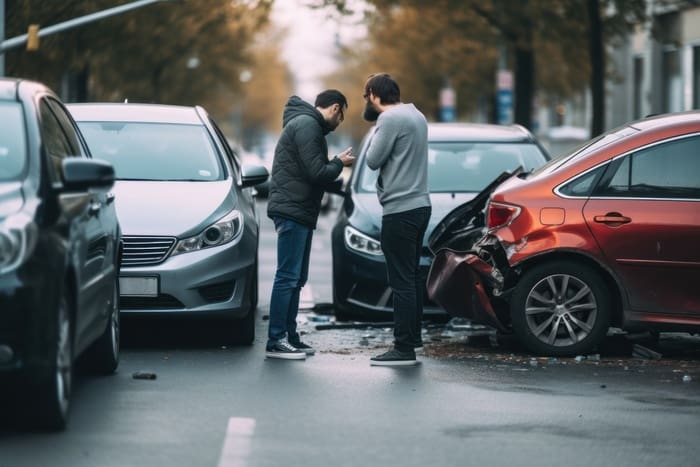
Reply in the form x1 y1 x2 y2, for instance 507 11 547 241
365 73 400 105
315 89 348 109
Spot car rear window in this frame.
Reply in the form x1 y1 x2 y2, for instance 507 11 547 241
357 141 548 193
0 103 27 180
77 122 223 181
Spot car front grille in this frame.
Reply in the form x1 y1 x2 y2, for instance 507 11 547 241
121 236 176 266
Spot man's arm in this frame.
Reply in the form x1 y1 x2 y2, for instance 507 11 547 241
365 117 398 170
295 127 345 184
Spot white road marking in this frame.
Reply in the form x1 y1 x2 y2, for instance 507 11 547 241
218 417 256 467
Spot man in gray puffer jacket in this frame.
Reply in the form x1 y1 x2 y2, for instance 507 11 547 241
266 90 354 360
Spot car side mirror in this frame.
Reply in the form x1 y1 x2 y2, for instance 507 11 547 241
62 158 115 192
241 164 269 188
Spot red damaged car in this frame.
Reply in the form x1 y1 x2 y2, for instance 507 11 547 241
427 111 700 356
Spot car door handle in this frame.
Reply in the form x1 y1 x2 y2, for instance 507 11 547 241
88 202 102 216
106 192 115 205
593 213 631 224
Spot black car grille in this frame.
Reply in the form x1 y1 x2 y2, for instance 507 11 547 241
120 294 185 310
121 236 176 266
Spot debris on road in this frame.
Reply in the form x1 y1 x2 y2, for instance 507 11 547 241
632 344 663 360
132 371 157 380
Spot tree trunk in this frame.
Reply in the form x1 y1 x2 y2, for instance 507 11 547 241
588 0 605 137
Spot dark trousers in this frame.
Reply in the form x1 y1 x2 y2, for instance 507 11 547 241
380 206 431 353
267 217 313 345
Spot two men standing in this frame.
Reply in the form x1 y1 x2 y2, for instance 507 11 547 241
266 75 430 366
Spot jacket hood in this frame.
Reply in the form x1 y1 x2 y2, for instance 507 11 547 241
282 96 332 135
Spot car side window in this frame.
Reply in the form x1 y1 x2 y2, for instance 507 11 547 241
594 135 700 199
559 165 605 197
39 99 75 183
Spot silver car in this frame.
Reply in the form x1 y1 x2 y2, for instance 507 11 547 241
68 103 269 344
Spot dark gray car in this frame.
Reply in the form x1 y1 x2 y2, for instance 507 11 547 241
331 123 551 320
0 78 120 430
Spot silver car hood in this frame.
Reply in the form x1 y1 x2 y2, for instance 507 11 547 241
112 180 233 236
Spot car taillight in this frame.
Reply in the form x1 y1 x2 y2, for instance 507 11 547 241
487 202 521 230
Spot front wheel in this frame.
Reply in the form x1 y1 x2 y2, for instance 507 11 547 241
30 288 74 431
510 261 610 356
86 278 120 374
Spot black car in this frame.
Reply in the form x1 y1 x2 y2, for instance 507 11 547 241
0 78 121 430
331 123 551 320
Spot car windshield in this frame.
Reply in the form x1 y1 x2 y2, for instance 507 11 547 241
77 121 223 181
0 103 27 181
357 141 548 193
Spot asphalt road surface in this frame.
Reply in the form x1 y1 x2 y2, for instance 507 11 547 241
1 199 698 467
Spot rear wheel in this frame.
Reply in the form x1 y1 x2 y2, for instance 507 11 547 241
510 261 610 356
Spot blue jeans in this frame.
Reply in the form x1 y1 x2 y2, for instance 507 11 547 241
267 217 313 346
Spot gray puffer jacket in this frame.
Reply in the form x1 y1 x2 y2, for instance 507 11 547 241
267 96 343 229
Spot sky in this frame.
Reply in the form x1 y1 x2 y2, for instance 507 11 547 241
271 0 367 101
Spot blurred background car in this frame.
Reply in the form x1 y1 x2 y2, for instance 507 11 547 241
331 123 551 321
69 103 269 344
428 111 700 356
0 78 121 430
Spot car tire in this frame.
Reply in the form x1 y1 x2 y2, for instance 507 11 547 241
31 286 74 431
231 266 257 345
510 261 610 357
85 278 120 374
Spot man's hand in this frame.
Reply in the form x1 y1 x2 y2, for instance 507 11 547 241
337 146 355 167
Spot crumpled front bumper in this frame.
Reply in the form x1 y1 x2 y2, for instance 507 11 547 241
426 246 509 332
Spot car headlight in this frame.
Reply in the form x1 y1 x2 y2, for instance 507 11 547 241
171 209 243 257
0 212 37 274
344 225 382 256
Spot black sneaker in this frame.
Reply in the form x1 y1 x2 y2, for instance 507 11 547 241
289 340 315 356
266 339 306 360
370 349 418 366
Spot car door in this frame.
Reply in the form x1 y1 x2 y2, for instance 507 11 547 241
582 134 700 317
39 97 114 341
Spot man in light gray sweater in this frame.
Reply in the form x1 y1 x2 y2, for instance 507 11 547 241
363 73 432 366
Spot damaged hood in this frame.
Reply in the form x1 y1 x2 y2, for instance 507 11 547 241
428 169 520 253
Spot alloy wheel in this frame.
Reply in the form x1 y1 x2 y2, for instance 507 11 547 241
524 273 598 348
55 297 73 417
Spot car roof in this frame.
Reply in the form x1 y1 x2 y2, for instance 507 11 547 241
427 123 535 143
628 110 700 132
67 102 203 125
0 78 19 101
0 77 56 102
